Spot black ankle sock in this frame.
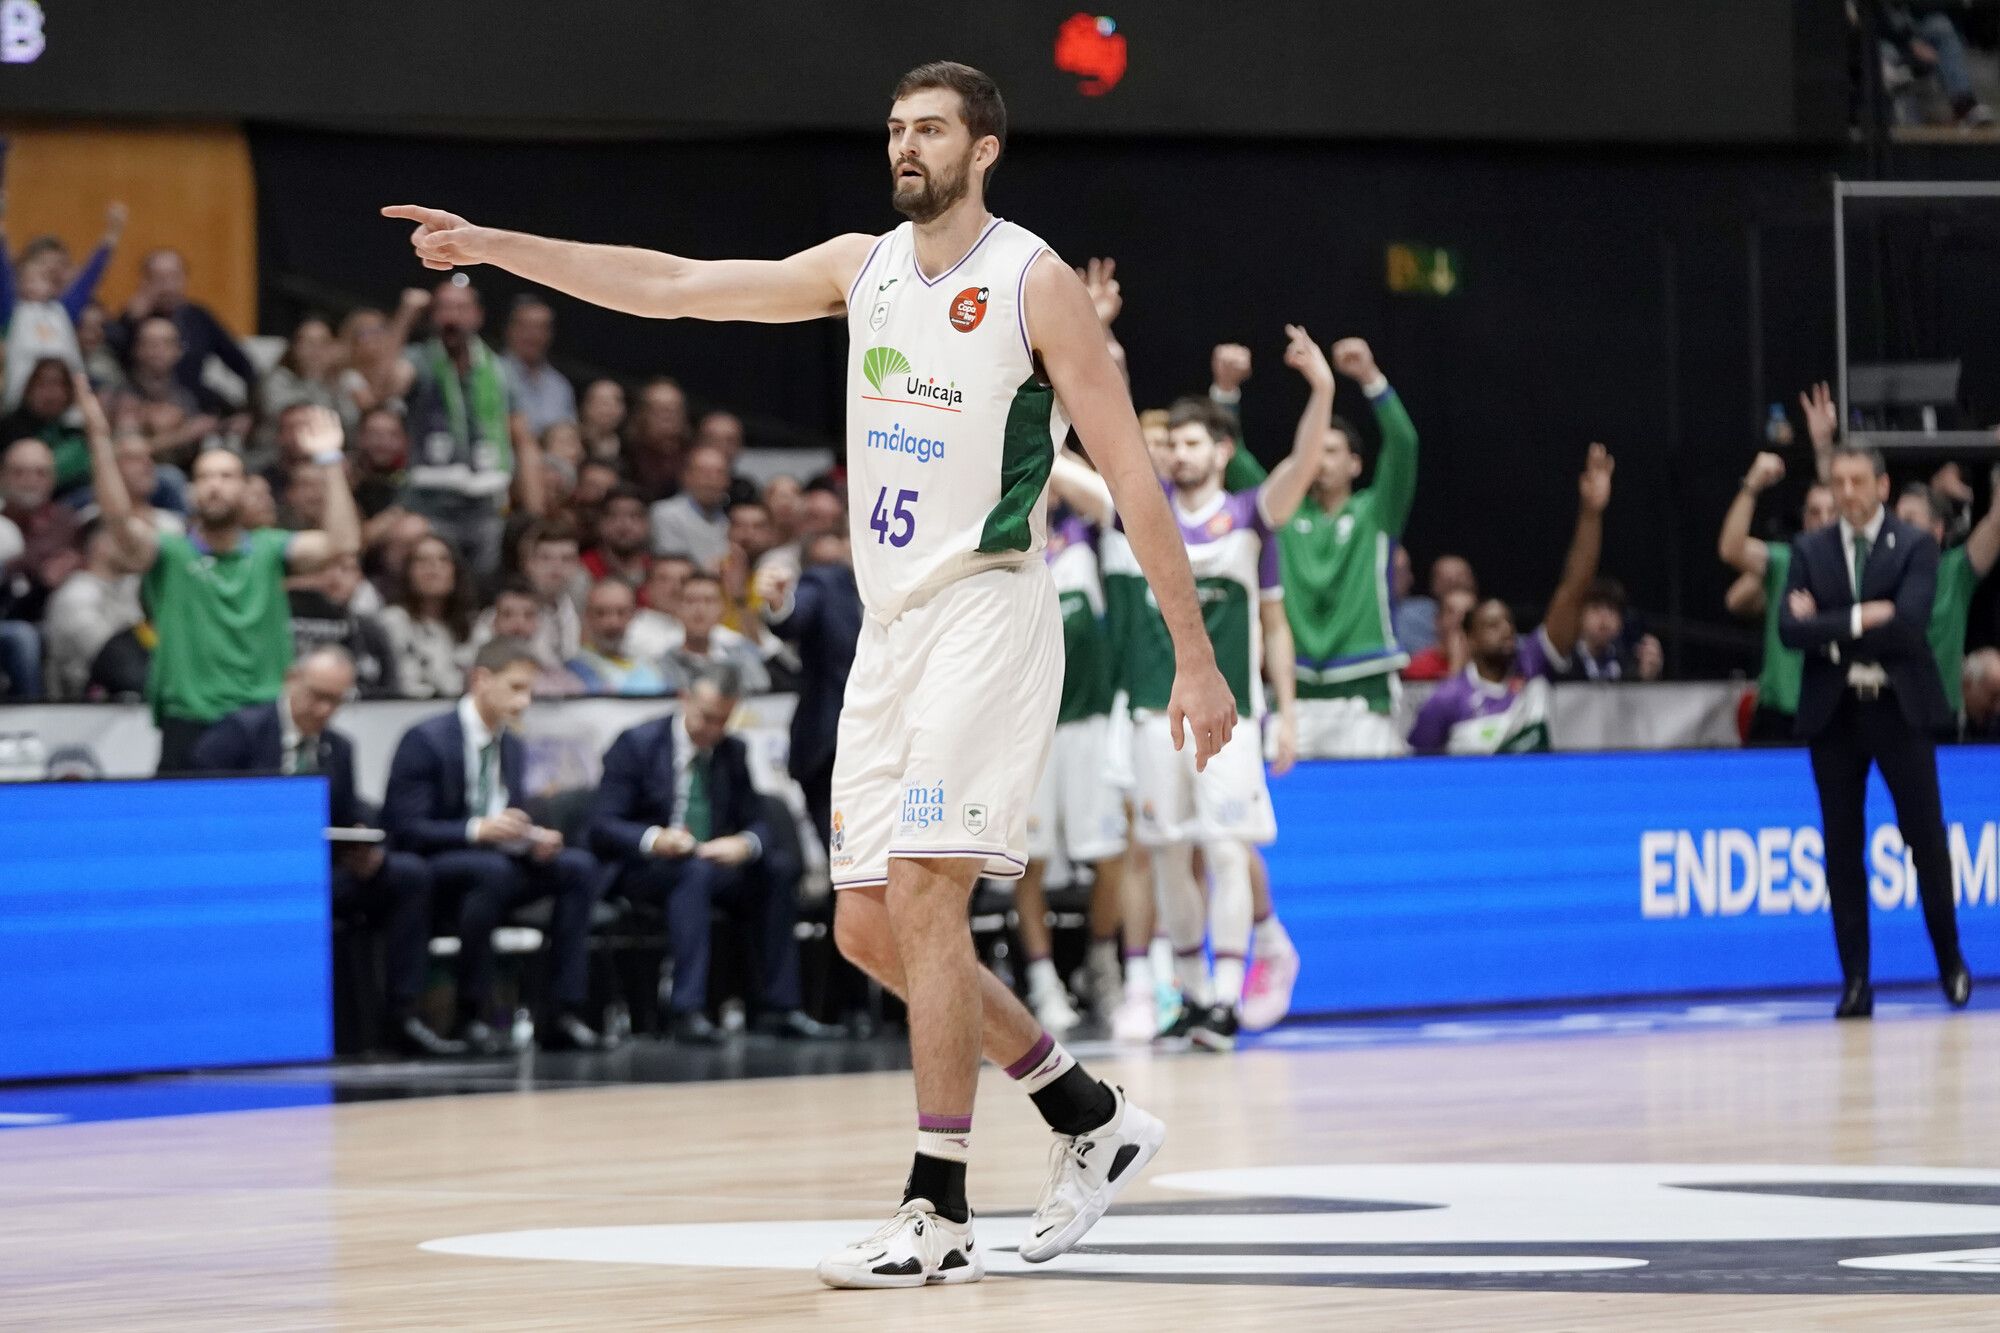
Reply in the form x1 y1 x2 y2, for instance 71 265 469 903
904 1153 970 1223
1031 1068 1117 1137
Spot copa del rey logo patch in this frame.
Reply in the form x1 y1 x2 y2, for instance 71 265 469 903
421 1164 2000 1294
948 286 989 333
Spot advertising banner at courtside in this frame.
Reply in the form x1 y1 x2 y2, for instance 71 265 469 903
1268 748 2000 1014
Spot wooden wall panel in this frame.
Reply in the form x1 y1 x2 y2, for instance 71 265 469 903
0 121 255 333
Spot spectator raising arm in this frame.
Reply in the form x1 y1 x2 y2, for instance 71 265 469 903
1725 568 1767 619
1718 451 1784 578
284 406 363 573
1543 444 1615 662
76 370 157 573
1255 325 1334 527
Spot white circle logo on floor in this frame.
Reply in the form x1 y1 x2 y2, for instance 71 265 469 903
422 1164 2000 1293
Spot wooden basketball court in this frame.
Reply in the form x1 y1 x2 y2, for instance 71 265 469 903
6 999 2000 1329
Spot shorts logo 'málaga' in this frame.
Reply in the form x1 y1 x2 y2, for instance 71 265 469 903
900 783 946 830
948 286 989 333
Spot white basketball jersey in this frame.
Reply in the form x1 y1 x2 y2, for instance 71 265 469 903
844 217 1069 620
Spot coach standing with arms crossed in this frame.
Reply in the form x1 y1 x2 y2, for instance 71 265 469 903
1780 443 1971 1019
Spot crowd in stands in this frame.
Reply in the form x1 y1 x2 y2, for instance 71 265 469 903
1 220 1996 764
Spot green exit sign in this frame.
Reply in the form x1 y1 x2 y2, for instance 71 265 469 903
1387 243 1461 297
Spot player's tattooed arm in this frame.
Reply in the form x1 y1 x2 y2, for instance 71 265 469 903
382 205 876 323
1257 325 1334 528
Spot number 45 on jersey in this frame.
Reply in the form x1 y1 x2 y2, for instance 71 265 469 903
870 487 918 548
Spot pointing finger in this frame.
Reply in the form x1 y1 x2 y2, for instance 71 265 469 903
382 204 450 225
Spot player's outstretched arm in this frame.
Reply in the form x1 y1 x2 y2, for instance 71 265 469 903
1027 254 1236 768
381 205 875 324
1256 325 1334 527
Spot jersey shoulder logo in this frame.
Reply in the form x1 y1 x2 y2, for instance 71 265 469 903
948 286 989 333
1207 512 1235 537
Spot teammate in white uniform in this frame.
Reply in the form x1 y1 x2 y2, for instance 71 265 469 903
1055 327 1333 1050
385 61 1236 1290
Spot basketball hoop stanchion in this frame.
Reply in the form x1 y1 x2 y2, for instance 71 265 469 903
1834 178 2000 457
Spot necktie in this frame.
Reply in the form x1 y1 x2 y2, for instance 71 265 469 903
294 739 319 776
1852 533 1871 601
684 752 713 842
475 741 497 815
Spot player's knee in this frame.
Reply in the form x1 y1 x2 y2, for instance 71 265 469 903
832 898 891 975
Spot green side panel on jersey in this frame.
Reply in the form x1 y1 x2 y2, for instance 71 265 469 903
1057 588 1118 723
1756 543 1802 717
978 374 1056 554
1117 575 1255 717
1930 545 1976 714
1109 570 1179 714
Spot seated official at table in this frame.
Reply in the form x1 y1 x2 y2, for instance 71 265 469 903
191 645 462 1056
590 665 835 1043
383 636 604 1054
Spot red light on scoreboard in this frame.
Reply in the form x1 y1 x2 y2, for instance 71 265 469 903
1054 13 1126 97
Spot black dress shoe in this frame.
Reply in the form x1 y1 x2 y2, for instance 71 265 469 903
752 1009 847 1040
1835 979 1874 1020
542 1012 603 1051
393 1016 467 1057
669 1011 726 1045
458 1019 508 1055
1943 962 1973 1010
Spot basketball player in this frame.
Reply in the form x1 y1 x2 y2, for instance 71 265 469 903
1015 490 1129 1034
1054 326 1334 1050
385 61 1237 1290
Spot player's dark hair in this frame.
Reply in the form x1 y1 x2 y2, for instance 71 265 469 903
893 61 1007 181
604 484 647 513
1166 396 1237 446
1328 414 1360 447
473 636 539 677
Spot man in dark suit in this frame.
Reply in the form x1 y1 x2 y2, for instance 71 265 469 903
382 636 604 1053
756 532 861 847
191 645 462 1056
591 665 836 1042
1780 443 1972 1019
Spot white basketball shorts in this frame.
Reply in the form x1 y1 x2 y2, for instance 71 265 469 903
829 561 1063 888
1027 712 1129 866
1129 708 1277 848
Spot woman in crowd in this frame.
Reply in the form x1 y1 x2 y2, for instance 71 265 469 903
578 377 626 464
0 356 90 497
377 532 477 700
258 315 360 446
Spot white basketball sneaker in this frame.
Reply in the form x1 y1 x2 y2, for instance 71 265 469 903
1018 1085 1165 1263
1031 985 1082 1037
1109 989 1157 1043
816 1199 983 1289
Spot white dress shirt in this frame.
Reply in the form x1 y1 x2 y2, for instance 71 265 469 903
1839 506 1887 640
638 712 760 860
458 695 509 840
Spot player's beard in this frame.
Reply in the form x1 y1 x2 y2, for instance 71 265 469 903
891 150 972 224
196 496 242 530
